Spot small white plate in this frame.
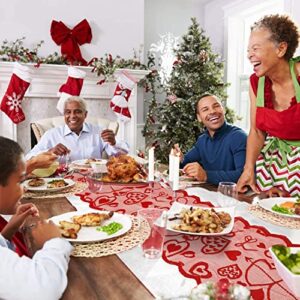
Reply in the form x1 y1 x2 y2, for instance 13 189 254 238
50 209 132 243
23 178 75 192
167 202 235 236
72 159 106 167
258 197 300 219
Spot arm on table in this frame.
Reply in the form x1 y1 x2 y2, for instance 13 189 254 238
0 221 72 300
26 152 58 174
237 85 266 193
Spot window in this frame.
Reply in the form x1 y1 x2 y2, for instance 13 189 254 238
224 0 286 133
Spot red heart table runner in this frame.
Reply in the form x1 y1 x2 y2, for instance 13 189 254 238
72 178 300 300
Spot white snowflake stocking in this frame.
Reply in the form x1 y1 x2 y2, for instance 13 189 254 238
0 63 32 124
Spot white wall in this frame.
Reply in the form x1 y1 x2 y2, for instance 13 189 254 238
0 0 144 60
144 0 206 56
204 0 300 59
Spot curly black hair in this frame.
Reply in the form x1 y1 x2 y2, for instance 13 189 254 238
251 14 299 60
0 136 23 186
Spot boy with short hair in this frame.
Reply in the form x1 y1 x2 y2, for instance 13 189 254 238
0 136 72 300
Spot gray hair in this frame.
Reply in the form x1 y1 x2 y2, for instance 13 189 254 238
64 96 87 113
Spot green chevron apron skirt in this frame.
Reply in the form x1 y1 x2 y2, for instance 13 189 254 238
255 57 300 197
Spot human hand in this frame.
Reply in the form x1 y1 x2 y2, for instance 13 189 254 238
237 167 260 194
101 129 116 145
173 144 184 162
32 152 57 168
49 143 70 156
30 220 62 250
1 203 39 241
183 162 207 182
265 187 290 198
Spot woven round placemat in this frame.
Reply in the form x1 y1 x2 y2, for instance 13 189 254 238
248 205 300 229
24 182 88 199
71 216 151 257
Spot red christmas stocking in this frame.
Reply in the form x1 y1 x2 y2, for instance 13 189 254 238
0 63 32 124
110 71 137 121
57 66 86 113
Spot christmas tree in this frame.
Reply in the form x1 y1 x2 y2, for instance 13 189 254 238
143 18 237 163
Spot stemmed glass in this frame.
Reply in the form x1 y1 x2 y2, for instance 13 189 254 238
57 153 70 176
217 182 238 207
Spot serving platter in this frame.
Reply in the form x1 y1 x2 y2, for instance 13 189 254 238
167 202 235 236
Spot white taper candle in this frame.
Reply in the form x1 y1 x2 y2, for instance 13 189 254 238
172 154 180 191
148 147 155 181
169 149 175 182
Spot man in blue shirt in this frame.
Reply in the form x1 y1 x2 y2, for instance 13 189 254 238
174 94 247 185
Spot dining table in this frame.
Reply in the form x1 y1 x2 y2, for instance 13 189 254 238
21 173 300 300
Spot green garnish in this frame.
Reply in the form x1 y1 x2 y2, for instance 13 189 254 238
272 245 300 274
96 222 123 235
271 204 293 215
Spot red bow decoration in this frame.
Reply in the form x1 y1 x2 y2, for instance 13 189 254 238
50 19 92 66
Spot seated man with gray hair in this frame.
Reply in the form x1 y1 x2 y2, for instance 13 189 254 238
26 96 129 161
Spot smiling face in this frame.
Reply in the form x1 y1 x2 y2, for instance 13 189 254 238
0 157 25 215
196 95 225 136
64 100 87 135
247 28 287 77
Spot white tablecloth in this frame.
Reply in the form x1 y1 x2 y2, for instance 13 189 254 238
66 187 300 299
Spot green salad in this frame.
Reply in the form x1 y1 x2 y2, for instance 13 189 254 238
96 222 123 235
271 200 300 216
271 204 294 215
272 245 300 274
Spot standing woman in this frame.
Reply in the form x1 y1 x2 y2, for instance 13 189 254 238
237 14 300 197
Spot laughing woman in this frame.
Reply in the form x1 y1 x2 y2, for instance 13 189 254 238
237 14 300 198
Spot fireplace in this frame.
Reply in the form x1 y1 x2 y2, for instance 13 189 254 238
0 62 149 154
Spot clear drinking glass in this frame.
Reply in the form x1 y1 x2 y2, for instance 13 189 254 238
217 182 238 207
86 171 103 193
138 208 168 259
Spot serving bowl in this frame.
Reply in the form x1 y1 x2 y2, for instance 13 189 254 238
270 246 300 297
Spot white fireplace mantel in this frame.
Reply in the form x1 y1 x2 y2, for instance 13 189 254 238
0 61 150 154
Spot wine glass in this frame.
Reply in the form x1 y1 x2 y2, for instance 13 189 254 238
217 182 238 207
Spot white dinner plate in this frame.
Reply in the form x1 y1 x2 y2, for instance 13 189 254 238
72 159 106 167
23 178 75 192
258 197 300 219
167 202 235 236
50 209 132 243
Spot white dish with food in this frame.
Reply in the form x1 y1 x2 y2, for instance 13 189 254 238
258 197 300 219
270 246 300 297
50 209 132 243
23 178 75 192
72 158 107 168
167 201 235 236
